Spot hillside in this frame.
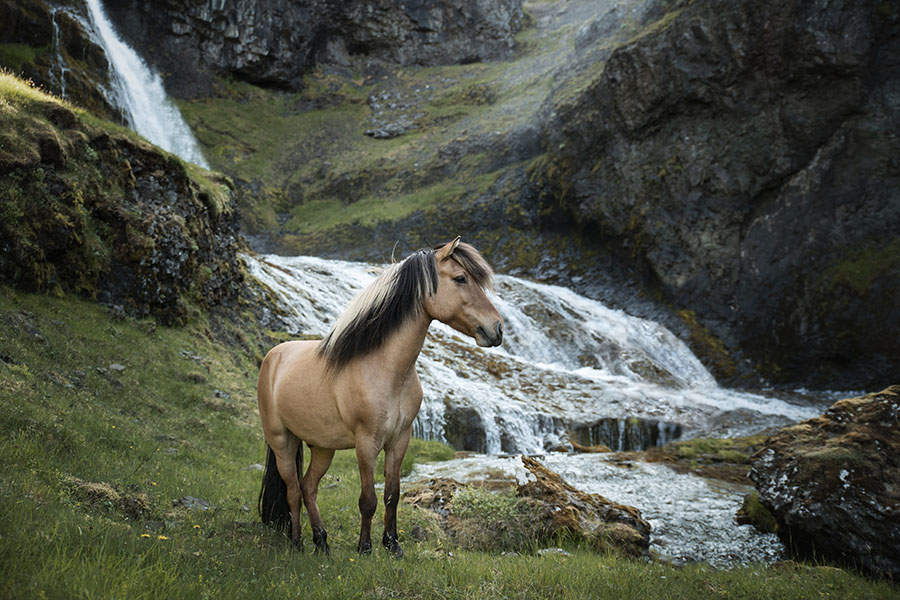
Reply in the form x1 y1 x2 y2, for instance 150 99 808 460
0 71 896 597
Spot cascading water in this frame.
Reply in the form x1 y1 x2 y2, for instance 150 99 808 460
62 0 209 167
245 253 826 454
48 8 71 99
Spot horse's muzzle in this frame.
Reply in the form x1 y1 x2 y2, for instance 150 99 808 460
476 321 503 347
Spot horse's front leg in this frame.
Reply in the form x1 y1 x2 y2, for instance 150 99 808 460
382 427 412 557
355 439 379 554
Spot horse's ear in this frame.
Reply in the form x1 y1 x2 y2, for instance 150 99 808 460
436 236 461 262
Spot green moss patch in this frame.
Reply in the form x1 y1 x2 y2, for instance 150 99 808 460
821 238 900 296
637 435 768 484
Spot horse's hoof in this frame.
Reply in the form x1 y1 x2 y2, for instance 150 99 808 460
291 537 304 552
312 527 330 555
382 532 403 558
357 541 373 555
314 542 331 555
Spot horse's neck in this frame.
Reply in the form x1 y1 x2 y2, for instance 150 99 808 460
368 312 432 383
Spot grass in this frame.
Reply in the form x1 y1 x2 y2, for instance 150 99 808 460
1 286 896 599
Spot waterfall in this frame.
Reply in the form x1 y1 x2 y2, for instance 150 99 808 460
81 0 209 167
49 8 70 99
245 253 826 455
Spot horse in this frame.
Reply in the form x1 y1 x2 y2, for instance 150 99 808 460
257 237 503 556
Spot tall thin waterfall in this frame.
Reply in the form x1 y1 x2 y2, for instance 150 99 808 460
83 0 209 167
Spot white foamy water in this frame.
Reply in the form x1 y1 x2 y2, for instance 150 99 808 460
408 454 784 567
245 253 825 454
78 0 208 167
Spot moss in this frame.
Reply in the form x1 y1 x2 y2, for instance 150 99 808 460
0 71 243 323
736 491 779 534
638 435 767 484
676 309 737 380
821 238 900 296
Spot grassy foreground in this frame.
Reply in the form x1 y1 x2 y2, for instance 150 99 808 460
0 287 895 599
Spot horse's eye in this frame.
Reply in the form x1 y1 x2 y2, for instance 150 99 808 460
453 275 467 285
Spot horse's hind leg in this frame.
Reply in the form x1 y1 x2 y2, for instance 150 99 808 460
301 446 335 554
272 434 304 550
382 427 412 557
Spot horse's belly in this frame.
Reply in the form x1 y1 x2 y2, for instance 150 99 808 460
277 391 356 449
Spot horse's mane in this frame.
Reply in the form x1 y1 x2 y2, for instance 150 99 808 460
317 242 493 371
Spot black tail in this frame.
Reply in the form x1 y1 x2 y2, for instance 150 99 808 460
258 444 301 530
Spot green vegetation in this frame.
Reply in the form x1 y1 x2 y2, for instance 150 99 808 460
1 287 895 598
0 44 39 73
641 435 768 484
0 71 242 323
737 491 779 534
821 238 900 296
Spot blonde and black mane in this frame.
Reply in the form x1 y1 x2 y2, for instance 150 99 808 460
317 242 493 370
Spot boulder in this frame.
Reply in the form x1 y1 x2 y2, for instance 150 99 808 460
517 455 650 558
403 456 650 557
749 386 900 580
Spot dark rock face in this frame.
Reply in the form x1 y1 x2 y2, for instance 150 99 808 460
103 0 522 96
749 387 900 580
539 0 900 388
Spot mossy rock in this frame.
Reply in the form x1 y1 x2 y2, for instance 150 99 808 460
0 72 245 324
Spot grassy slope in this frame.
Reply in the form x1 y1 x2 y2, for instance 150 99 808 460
0 287 895 599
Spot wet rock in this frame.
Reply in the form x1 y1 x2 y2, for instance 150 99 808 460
517 455 650 558
442 403 487 453
570 417 682 452
749 386 900 580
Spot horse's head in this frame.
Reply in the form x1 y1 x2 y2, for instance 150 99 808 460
425 237 503 348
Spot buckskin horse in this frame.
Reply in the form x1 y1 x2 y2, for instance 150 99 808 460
257 237 503 556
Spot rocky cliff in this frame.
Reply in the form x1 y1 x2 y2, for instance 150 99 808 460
0 0 122 121
536 0 900 388
102 0 523 96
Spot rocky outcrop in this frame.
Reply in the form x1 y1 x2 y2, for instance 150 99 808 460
0 79 244 324
103 0 523 96
517 455 651 557
537 0 900 388
749 387 900 580
403 456 650 556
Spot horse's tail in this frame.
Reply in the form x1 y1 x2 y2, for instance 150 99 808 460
258 443 301 530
